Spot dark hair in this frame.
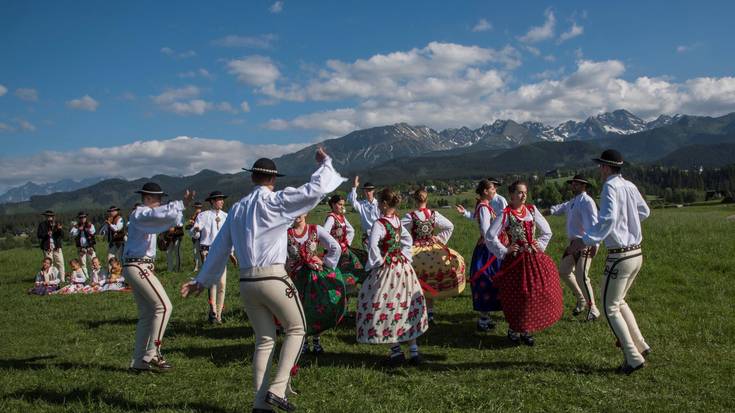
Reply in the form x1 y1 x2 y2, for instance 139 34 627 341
412 187 428 203
475 179 493 196
43 257 52 263
328 194 344 207
70 258 81 265
508 180 528 194
252 172 276 185
108 257 121 265
609 165 622 174
378 187 401 208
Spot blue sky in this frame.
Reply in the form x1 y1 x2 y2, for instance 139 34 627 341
1 0 734 190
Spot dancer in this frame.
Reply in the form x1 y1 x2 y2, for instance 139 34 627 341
568 149 651 375
323 194 367 293
29 257 61 295
190 191 229 323
550 174 601 320
347 176 380 247
124 182 191 372
101 206 125 261
70 211 97 273
455 179 503 332
287 213 347 355
486 181 563 346
185 201 204 272
181 148 344 412
37 210 65 279
402 188 465 324
356 187 428 367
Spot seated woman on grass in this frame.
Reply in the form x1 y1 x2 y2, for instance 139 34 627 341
29 257 61 295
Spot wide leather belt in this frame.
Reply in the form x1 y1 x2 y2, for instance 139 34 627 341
124 257 154 264
608 244 641 254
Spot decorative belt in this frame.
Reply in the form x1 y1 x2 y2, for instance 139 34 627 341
608 244 641 254
124 257 154 264
199 245 210 252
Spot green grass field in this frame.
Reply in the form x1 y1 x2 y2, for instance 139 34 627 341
1 205 734 412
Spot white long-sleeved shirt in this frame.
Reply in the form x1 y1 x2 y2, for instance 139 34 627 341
290 225 341 269
323 213 355 246
70 268 88 284
191 209 228 246
89 267 108 285
123 201 185 259
490 194 508 217
485 206 553 260
582 174 650 249
462 201 496 237
550 192 599 240
195 157 346 287
36 267 60 285
365 215 414 271
401 209 454 245
99 217 125 239
347 187 381 235
70 224 96 247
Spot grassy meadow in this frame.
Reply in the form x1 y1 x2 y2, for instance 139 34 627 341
1 204 734 412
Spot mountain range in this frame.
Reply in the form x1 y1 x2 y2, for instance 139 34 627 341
1 109 734 214
0 177 108 203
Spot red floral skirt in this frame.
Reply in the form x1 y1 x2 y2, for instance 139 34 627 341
493 251 563 333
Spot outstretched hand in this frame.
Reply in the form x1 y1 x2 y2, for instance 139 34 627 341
353 175 360 188
455 204 466 215
180 280 204 298
183 189 196 208
316 147 328 163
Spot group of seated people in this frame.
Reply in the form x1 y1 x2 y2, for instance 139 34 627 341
29 255 129 295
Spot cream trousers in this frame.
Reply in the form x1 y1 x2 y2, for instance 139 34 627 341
239 265 306 410
601 249 649 367
559 245 597 312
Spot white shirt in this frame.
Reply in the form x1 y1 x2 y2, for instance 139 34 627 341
401 209 454 244
124 201 185 259
347 187 381 235
291 225 341 269
582 174 650 249
89 267 108 285
191 209 228 246
366 215 414 271
323 214 356 245
70 268 88 284
485 206 553 260
99 217 125 238
36 267 60 285
462 201 496 236
195 157 346 287
70 224 96 247
550 192 599 240
490 193 508 217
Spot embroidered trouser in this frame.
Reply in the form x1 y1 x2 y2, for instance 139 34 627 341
124 261 172 366
202 248 227 318
43 249 65 282
559 245 597 313
78 247 96 272
601 249 649 367
240 265 306 410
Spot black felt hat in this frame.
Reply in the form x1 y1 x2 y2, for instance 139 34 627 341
77 211 88 218
566 174 589 185
192 201 204 208
243 158 284 177
41 210 55 216
205 191 228 202
107 205 121 212
487 177 501 186
135 182 168 196
593 149 624 167
362 182 377 190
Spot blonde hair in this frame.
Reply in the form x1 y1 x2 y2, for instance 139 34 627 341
378 187 401 208
412 187 428 204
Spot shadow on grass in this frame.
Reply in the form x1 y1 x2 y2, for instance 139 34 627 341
167 321 255 341
84 317 137 329
0 355 130 373
3 388 236 413
168 343 254 367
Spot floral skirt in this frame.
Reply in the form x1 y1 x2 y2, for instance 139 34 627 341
493 251 563 333
412 242 466 300
52 283 100 295
28 285 58 295
338 247 368 295
356 259 428 344
291 266 348 335
469 243 502 312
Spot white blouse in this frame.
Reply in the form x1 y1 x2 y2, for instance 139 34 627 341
89 268 109 285
462 202 495 236
195 157 346 288
191 209 228 246
70 268 88 284
36 267 60 285
347 188 381 235
291 225 341 269
124 201 185 259
70 224 96 247
485 206 553 260
365 215 414 271
401 209 454 244
323 214 356 245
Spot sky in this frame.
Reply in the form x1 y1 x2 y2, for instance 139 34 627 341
1 0 734 192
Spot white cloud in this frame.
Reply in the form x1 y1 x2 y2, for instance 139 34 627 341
227 55 281 87
160 47 197 59
676 43 702 53
269 1 283 13
17 118 36 132
0 118 36 133
212 34 277 49
66 95 99 111
152 86 200 105
519 9 556 43
151 86 238 116
240 100 251 112
120 92 137 101
177 68 214 79
558 22 584 43
15 88 38 102
0 136 308 191
472 18 492 32
216 102 238 114
0 84 7 96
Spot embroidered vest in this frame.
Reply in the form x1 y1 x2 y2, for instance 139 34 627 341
286 224 320 273
74 223 96 248
502 205 537 247
328 213 349 252
409 209 436 246
378 218 406 265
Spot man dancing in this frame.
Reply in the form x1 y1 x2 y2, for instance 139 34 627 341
181 148 345 412
550 175 601 321
347 176 380 247
569 149 652 375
